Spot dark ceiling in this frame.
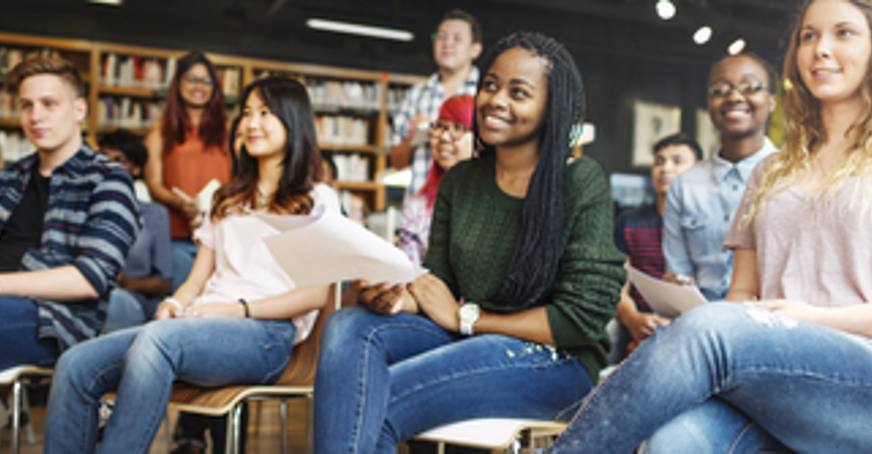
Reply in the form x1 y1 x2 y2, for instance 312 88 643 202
1 0 804 75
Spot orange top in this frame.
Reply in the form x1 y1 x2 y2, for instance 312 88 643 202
163 130 232 238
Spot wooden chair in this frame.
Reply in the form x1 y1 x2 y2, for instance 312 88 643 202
166 283 339 454
0 365 53 454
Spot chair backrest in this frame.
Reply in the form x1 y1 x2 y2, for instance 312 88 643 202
273 283 339 386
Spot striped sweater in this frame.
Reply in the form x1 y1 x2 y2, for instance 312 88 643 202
0 144 140 350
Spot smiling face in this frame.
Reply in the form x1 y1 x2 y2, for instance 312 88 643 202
476 47 550 151
18 74 86 155
429 120 474 170
433 19 482 73
179 63 216 108
707 55 775 139
241 90 287 161
796 0 872 107
651 144 698 195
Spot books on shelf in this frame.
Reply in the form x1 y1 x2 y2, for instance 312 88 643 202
97 96 163 130
101 53 177 89
307 79 379 112
339 189 367 223
315 115 369 146
0 46 60 77
215 66 241 98
0 91 16 117
332 153 369 184
0 130 34 163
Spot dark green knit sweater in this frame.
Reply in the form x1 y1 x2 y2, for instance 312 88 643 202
423 153 626 380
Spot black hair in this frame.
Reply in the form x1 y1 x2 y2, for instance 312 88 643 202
653 132 703 161
229 115 242 177
98 129 148 169
212 75 321 219
321 151 338 181
476 31 584 312
440 9 483 44
709 51 778 94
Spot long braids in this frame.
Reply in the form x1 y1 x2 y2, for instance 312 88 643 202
477 31 585 312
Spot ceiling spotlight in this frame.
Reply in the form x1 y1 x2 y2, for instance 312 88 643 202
728 38 747 55
693 26 713 45
656 0 677 20
87 0 122 4
306 18 414 42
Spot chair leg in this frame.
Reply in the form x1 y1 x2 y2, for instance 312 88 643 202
280 399 288 454
304 395 314 454
21 385 34 445
230 403 244 454
11 378 21 454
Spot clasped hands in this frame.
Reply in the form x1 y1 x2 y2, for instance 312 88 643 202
155 300 244 320
350 273 462 332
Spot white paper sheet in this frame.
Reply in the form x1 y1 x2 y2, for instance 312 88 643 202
626 265 706 318
260 206 426 288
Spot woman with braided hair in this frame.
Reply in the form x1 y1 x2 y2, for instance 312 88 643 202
313 31 625 453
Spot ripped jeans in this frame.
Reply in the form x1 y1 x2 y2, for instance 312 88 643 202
313 307 593 454
549 303 872 454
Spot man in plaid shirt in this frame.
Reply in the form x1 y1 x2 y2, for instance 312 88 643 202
390 9 482 196
0 58 139 370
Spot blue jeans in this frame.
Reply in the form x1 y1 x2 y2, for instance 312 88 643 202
549 303 872 454
313 307 593 454
0 296 60 370
171 239 198 292
102 288 146 334
44 317 297 454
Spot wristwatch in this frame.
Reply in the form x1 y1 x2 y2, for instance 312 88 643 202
458 302 481 336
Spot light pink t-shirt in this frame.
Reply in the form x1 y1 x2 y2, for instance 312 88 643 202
725 157 872 307
192 183 341 344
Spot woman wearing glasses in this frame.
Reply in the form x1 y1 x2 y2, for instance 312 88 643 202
144 52 232 293
142 52 233 454
661 52 778 301
397 94 474 266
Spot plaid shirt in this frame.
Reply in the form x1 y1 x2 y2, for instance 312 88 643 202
391 67 479 195
0 144 140 350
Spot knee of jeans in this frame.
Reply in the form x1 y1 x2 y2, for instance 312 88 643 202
54 344 97 394
668 303 749 341
321 307 375 352
644 416 717 454
125 322 174 368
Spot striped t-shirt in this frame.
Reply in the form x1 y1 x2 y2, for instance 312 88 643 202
0 145 140 350
614 204 664 312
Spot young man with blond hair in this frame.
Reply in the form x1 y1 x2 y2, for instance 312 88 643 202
0 58 139 369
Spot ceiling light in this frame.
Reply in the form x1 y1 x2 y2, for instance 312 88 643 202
307 18 414 42
728 38 747 55
656 0 676 20
86 0 122 5
693 26 713 45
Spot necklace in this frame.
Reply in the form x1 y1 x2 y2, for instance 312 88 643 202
256 186 273 207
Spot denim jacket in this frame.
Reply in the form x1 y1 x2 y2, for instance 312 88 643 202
663 138 777 301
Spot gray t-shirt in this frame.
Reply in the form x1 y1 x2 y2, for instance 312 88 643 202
725 156 872 307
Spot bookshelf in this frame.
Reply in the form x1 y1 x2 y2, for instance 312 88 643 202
0 31 425 218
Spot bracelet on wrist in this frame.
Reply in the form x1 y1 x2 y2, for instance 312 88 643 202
238 298 250 318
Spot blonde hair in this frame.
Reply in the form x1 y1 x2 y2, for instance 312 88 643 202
744 0 872 224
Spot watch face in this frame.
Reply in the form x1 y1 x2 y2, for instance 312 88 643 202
460 304 479 319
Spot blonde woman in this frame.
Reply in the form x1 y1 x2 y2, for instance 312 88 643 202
549 1 872 453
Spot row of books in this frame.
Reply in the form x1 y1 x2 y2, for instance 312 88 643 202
315 115 369 146
339 189 367 224
0 46 61 77
96 97 163 130
101 53 175 90
100 53 241 98
0 131 33 163
331 153 370 183
0 91 17 117
307 79 380 112
386 86 411 115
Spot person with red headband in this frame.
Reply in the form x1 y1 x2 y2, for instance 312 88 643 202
397 94 475 266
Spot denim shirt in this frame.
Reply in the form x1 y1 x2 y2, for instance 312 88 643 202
663 138 777 300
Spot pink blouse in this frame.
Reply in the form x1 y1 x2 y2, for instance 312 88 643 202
192 183 340 344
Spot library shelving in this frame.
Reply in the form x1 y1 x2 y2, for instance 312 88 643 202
0 31 425 219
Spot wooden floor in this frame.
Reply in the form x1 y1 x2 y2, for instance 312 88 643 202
0 397 313 454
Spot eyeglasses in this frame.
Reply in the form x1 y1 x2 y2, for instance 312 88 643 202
429 122 471 140
183 75 215 86
707 80 767 98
